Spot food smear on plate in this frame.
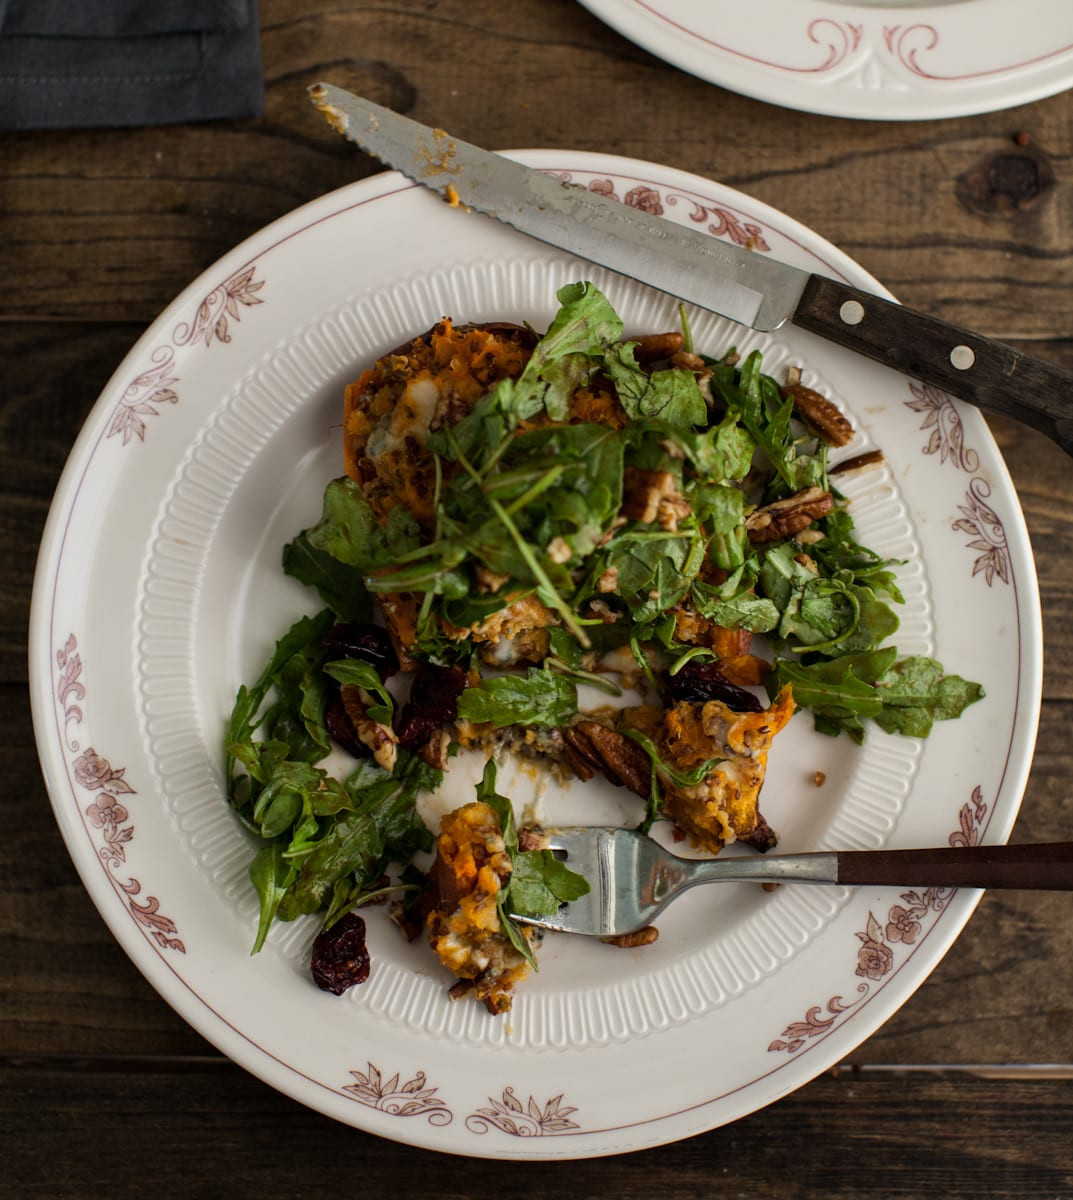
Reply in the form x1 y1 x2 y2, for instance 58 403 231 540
224 281 984 1014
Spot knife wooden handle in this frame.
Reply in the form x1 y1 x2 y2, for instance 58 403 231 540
793 275 1073 458
836 842 1073 890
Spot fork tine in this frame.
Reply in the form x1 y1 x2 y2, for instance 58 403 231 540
542 827 587 855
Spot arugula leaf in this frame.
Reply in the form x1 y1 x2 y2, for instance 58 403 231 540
282 535 373 623
322 876 420 934
671 408 755 482
226 611 334 745
509 850 591 916
293 476 422 574
689 480 749 573
495 892 541 970
758 543 900 655
250 755 349 837
494 280 623 420
248 844 297 954
711 352 827 494
487 423 625 560
456 668 577 728
604 526 706 624
323 657 394 724
474 757 517 848
769 650 983 742
603 341 707 430
225 610 337 826
228 740 354 856
429 389 510 464
690 581 779 633
545 625 584 669
768 649 893 734
872 657 986 737
277 750 438 921
809 507 905 603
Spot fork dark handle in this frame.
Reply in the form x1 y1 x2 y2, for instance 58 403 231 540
794 275 1073 458
836 843 1073 891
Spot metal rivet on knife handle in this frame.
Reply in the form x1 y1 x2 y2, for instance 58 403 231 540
839 300 865 326
793 275 1073 457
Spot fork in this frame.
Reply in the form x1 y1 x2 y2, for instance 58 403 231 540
509 826 1073 938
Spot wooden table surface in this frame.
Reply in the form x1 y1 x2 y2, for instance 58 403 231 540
4 2 1073 1194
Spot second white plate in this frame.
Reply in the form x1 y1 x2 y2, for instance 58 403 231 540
578 0 1073 120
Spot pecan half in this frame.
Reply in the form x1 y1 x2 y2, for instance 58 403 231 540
474 564 510 593
782 382 854 447
631 332 684 363
621 467 691 530
560 721 652 797
518 826 549 852
341 684 398 771
830 449 885 476
601 926 659 948
419 728 452 770
669 350 708 374
745 486 834 544
596 566 619 593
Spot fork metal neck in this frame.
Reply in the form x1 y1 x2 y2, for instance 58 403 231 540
677 850 841 891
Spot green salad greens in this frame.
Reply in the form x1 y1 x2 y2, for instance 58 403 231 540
225 281 983 960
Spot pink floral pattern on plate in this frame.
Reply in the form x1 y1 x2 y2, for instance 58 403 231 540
556 174 773 252
106 264 264 445
624 3 1073 83
955 480 1011 587
769 785 987 1055
341 1063 584 1137
342 1063 453 1125
56 635 185 952
621 8 864 75
466 1088 582 1137
904 381 1011 587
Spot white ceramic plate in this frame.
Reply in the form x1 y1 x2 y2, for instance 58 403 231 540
30 152 1040 1159
578 0 1073 120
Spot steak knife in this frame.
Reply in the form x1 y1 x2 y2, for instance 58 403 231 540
309 82 1073 457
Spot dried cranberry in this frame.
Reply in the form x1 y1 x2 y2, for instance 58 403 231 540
321 623 398 679
396 663 468 747
664 659 763 712
310 913 371 995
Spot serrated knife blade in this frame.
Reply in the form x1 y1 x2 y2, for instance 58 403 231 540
309 82 1073 458
310 81 801 333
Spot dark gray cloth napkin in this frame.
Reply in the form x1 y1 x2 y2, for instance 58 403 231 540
0 0 264 130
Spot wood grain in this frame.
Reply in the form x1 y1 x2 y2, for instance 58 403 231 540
1 0 1069 333
3 1062 1073 1196
4 0 1073 1189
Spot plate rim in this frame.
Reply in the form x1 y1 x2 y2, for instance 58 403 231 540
29 150 1043 1158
